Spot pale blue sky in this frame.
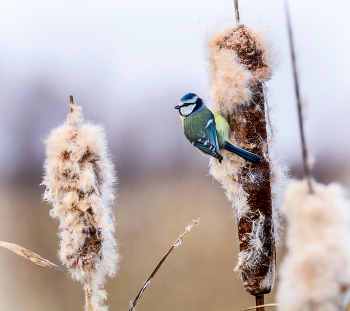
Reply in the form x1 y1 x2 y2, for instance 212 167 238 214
0 0 349 182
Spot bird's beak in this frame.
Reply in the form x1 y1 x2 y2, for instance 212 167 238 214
174 105 180 109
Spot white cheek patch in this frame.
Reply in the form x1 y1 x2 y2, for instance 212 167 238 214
180 104 196 116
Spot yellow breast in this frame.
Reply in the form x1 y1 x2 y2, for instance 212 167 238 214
180 115 185 126
210 109 229 142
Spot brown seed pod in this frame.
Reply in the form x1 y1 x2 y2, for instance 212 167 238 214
208 25 285 295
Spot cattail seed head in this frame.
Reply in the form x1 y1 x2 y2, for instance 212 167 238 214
277 180 350 311
42 102 119 311
207 25 272 115
207 25 286 295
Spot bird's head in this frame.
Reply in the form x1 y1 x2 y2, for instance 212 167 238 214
174 93 204 117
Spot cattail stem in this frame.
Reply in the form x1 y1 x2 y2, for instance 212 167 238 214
234 0 240 26
84 287 93 311
284 0 313 194
255 295 264 311
69 95 74 112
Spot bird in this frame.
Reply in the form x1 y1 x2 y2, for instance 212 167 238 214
174 93 261 164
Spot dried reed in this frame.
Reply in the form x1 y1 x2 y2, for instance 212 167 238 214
0 241 62 270
242 303 278 311
284 0 313 193
129 219 199 311
42 96 119 311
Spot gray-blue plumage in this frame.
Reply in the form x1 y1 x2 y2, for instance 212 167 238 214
180 93 197 102
175 93 261 164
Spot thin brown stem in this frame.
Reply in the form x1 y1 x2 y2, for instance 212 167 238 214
284 0 314 194
234 0 240 26
69 95 74 112
128 219 199 311
255 295 265 311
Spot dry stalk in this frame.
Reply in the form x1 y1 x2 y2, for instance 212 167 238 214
0 241 62 270
234 0 240 26
284 0 313 194
42 96 119 311
129 219 199 311
242 303 278 311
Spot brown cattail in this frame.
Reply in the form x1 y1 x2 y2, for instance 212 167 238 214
277 180 350 311
207 25 286 296
42 98 119 311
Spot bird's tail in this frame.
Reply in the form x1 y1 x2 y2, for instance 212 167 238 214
224 142 262 164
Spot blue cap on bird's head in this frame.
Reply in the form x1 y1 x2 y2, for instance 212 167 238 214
180 93 198 103
174 93 199 109
174 93 204 117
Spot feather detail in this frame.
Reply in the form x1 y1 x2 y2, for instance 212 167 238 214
210 109 230 148
194 139 223 162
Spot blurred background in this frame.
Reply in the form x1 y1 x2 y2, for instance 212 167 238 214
0 0 349 310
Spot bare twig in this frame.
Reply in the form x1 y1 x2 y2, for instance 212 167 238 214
242 303 278 311
234 0 240 26
128 219 200 311
0 241 62 270
284 0 314 194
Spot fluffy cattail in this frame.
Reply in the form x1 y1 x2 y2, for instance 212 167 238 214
207 25 286 296
42 97 119 311
277 180 350 311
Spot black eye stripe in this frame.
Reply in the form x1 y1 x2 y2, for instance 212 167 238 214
181 102 195 107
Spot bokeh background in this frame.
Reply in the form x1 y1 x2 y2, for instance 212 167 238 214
0 0 349 310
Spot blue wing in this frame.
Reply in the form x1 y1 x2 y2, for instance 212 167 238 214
203 115 220 154
193 113 223 162
194 139 223 162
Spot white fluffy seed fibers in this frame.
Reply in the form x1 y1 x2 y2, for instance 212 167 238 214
277 180 350 311
42 103 119 311
207 25 287 295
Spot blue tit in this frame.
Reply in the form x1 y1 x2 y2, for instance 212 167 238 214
174 93 261 164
